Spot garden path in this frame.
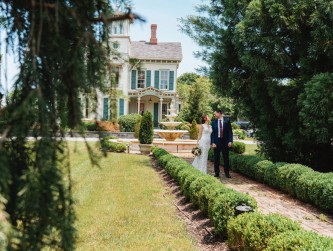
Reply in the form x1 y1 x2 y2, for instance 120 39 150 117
175 153 333 238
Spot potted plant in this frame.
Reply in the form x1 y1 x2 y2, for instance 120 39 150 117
138 111 154 154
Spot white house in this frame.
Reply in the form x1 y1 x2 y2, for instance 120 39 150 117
83 11 183 127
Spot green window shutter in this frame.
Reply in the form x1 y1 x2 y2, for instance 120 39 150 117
103 98 108 120
153 103 159 127
169 71 174 90
131 70 136 89
154 70 159 89
146 70 151 87
119 98 124 116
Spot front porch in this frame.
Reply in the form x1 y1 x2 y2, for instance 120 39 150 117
128 86 180 127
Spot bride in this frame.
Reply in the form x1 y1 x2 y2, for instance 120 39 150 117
192 114 212 174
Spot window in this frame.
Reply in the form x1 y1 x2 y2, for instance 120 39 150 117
111 67 120 87
112 22 124 35
112 42 119 49
119 21 124 34
113 24 118 34
137 70 146 88
160 70 169 89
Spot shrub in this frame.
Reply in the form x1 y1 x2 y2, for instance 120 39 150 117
180 170 205 198
308 173 333 211
231 141 246 154
255 160 273 183
198 183 231 215
139 111 153 144
265 230 333 251
152 147 168 159
277 164 313 196
118 113 141 132
189 176 220 207
82 121 99 131
229 154 264 179
134 116 141 138
189 119 198 140
263 162 287 188
209 191 258 235
165 158 191 179
100 137 126 152
234 128 246 139
227 213 301 251
231 122 240 130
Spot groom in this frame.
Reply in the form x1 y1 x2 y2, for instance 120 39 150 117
211 110 233 178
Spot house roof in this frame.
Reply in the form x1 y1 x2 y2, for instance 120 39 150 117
130 41 182 61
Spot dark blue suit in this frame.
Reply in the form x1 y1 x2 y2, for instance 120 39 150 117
211 118 233 176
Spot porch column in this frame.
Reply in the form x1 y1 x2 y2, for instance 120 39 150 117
137 96 141 114
159 97 163 122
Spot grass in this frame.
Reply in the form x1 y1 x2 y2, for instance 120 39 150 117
244 144 259 155
68 142 197 250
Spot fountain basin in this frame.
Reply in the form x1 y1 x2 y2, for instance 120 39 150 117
159 121 182 130
154 129 187 141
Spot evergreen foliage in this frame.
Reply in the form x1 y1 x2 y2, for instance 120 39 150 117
134 116 142 139
189 119 198 140
139 111 153 144
180 0 333 170
0 1 142 249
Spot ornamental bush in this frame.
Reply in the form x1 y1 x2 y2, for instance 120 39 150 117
263 162 287 188
255 160 274 183
118 113 141 132
189 119 198 139
134 116 141 138
227 213 301 251
231 141 246 154
189 175 220 207
209 191 258 235
265 230 333 251
138 111 153 144
233 128 246 139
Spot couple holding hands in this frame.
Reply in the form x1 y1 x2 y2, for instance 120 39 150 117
192 110 233 178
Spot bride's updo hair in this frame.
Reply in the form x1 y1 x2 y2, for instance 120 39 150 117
201 114 208 124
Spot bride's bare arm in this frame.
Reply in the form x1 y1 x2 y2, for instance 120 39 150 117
197 124 203 145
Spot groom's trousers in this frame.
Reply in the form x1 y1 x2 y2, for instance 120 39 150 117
213 138 230 176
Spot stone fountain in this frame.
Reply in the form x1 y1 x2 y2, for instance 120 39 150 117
154 101 187 141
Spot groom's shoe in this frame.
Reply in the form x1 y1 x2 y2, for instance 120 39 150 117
225 173 232 178
214 174 220 178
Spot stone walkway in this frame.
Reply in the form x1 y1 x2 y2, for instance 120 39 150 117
174 153 333 238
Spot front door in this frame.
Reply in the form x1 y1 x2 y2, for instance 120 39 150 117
153 103 159 127
139 103 145 115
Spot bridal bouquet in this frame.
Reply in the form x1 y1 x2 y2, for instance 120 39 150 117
191 146 202 156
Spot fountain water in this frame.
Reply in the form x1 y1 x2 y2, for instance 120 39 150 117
154 101 187 141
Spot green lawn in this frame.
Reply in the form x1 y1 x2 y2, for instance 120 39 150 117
244 144 259 155
69 142 197 250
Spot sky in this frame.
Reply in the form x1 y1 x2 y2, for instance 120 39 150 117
130 0 206 76
0 0 205 93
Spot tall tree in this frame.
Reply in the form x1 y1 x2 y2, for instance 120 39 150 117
0 1 141 249
180 0 333 170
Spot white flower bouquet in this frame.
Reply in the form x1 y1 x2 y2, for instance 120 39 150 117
191 146 202 156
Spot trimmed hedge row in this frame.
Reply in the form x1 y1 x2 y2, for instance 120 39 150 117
101 136 126 152
228 212 333 250
152 147 257 236
208 147 333 212
152 147 333 249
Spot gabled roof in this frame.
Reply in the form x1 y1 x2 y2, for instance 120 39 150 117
130 41 182 61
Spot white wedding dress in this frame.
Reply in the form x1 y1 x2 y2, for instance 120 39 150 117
192 124 212 174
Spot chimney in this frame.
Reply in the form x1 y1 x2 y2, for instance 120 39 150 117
150 24 158 45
